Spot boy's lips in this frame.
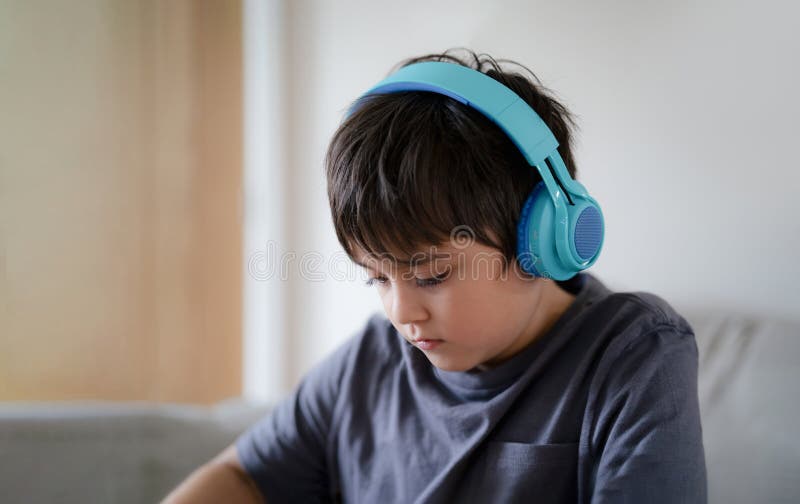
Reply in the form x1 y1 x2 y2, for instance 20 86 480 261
412 338 444 350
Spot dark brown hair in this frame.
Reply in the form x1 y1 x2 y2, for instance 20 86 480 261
325 48 580 271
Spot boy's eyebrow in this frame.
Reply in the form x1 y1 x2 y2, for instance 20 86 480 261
354 253 451 269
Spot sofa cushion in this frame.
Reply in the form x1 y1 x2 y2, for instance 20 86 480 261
683 308 800 504
0 399 270 503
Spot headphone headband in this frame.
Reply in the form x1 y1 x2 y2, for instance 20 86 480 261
346 61 592 202
349 62 557 164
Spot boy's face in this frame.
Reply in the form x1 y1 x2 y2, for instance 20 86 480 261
352 237 575 372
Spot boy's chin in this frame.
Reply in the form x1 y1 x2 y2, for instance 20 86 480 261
426 355 481 373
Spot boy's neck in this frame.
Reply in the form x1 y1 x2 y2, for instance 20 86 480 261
476 280 577 371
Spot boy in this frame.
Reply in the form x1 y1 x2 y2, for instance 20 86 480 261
164 49 706 503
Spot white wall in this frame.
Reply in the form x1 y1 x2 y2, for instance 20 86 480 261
252 0 800 390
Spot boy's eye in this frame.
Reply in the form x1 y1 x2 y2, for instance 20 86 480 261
364 269 450 289
415 270 449 288
364 276 388 287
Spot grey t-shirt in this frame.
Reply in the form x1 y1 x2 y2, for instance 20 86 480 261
236 272 707 503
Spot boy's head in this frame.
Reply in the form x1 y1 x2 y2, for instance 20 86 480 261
325 48 582 371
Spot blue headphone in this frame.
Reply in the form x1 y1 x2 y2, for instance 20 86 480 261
346 61 604 281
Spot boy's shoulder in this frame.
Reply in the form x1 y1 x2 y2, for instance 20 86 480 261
576 275 698 384
580 273 694 336
605 289 694 337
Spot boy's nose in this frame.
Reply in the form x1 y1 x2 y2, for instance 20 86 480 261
389 284 428 326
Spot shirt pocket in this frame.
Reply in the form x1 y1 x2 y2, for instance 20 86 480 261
465 441 579 503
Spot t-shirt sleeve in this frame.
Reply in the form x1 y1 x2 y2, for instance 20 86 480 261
587 324 707 503
234 329 361 503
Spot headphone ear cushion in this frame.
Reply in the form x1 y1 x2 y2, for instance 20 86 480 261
516 182 550 277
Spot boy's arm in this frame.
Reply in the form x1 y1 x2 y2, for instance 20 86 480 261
587 326 707 503
161 444 265 504
164 317 373 503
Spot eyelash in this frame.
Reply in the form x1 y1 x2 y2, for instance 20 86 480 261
364 271 449 289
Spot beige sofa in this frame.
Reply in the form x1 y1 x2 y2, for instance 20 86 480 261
1 308 798 503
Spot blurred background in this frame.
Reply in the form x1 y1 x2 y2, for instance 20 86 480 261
1 0 798 502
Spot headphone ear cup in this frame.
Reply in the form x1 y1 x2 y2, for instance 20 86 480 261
517 181 584 281
518 181 605 280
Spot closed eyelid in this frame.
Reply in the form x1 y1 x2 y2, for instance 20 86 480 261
365 262 451 278
365 267 450 287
